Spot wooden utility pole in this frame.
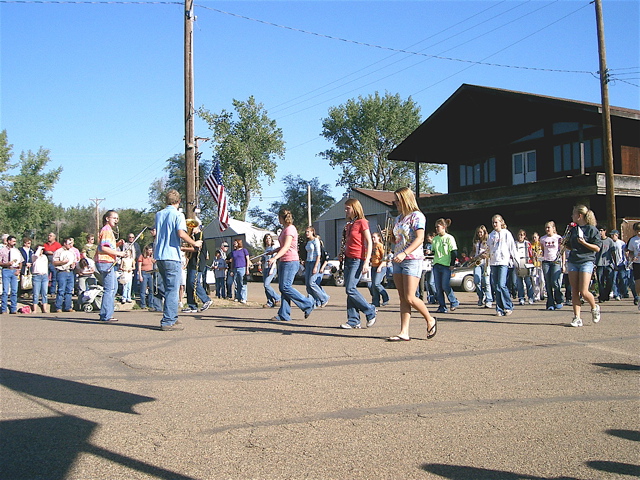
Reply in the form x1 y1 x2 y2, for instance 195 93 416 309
90 197 105 237
594 0 616 231
184 0 196 219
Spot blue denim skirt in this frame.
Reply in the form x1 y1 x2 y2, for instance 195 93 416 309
392 258 422 278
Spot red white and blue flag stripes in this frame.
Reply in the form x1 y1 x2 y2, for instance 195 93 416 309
204 162 230 230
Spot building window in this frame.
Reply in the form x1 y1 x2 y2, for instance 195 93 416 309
512 150 537 185
553 138 603 172
460 157 495 187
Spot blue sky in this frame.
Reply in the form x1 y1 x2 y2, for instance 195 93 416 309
1 0 638 216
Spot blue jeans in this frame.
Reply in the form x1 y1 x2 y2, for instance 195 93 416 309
1 268 19 313
47 258 57 294
55 270 74 311
473 265 493 305
542 261 564 308
140 271 154 308
490 265 513 314
433 263 459 311
612 265 628 297
305 262 329 306
343 258 376 326
186 268 210 309
32 273 48 307
369 267 389 307
215 275 226 298
277 260 314 321
157 260 181 326
516 274 534 301
96 262 117 321
232 267 248 302
263 264 280 306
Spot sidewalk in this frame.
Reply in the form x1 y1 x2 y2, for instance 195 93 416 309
1 283 638 479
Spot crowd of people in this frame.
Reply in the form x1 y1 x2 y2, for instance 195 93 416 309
2 188 639 336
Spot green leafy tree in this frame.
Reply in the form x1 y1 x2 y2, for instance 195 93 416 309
198 96 285 221
320 91 443 193
249 175 336 233
148 153 216 224
0 130 14 228
3 146 62 240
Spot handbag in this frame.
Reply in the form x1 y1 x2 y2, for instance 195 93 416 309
20 273 33 290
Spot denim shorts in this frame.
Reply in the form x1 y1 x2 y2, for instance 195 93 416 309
567 261 594 274
392 258 423 278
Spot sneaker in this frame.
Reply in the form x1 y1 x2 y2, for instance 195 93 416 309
103 318 118 323
570 317 583 327
546 306 555 311
504 310 513 316
366 315 377 328
320 299 329 308
182 308 198 313
592 304 601 323
555 304 564 310
340 323 361 329
381 301 389 307
161 322 184 331
263 303 274 308
614 296 621 301
528 299 534 305
240 300 247 305
200 300 212 312
496 311 505 317
484 302 492 308
519 299 525 306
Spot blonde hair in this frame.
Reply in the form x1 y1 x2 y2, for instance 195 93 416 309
544 221 557 234
492 214 507 230
344 198 365 220
394 187 420 217
474 225 488 243
165 189 181 206
573 204 597 226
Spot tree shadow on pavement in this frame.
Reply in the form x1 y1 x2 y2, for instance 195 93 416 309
0 368 196 480
421 463 579 479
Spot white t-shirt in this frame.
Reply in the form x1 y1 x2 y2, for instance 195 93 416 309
627 235 640 264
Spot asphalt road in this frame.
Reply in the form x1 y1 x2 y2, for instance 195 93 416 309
1 283 638 480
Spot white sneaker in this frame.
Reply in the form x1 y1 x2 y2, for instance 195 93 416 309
200 300 212 312
528 299 534 305
366 316 376 328
570 317 583 327
592 305 601 323
340 323 361 329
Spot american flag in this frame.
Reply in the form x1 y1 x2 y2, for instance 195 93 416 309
204 162 230 230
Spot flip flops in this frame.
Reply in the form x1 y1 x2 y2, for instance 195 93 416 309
387 335 411 342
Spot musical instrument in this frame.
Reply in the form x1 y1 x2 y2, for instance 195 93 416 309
377 215 394 259
555 222 576 262
469 252 488 267
184 218 202 260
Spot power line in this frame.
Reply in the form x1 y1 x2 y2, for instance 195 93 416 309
2 0 595 75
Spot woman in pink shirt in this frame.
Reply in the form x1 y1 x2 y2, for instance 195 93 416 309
268 208 314 322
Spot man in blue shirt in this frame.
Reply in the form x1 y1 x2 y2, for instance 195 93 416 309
155 189 202 331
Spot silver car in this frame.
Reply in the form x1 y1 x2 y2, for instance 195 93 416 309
449 261 477 292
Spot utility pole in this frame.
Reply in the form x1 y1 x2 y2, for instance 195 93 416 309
594 0 616 231
90 197 105 237
194 136 210 217
184 0 196 219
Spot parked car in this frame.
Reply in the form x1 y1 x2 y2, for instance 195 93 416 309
449 260 477 292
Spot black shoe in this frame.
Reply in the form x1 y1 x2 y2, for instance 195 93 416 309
427 318 437 339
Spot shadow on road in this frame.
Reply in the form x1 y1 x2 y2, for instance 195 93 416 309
0 368 196 480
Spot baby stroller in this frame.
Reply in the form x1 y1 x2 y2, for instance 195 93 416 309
78 277 104 313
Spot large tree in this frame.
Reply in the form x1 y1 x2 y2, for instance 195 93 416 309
320 92 442 192
0 137 62 240
148 153 216 224
249 175 336 234
198 96 285 221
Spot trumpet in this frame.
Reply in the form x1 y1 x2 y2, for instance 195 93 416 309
554 222 576 262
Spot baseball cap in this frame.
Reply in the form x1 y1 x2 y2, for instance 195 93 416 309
609 229 620 235
221 242 229 247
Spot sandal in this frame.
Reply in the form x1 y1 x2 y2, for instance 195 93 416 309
388 335 410 342
427 317 437 339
